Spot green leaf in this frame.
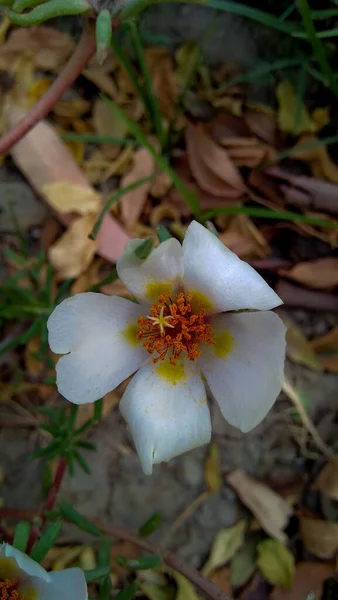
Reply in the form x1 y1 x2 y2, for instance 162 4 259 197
29 521 62 562
115 555 162 570
156 226 172 243
58 500 101 537
114 583 139 599
172 572 199 600
134 238 154 260
13 522 30 553
74 450 91 474
257 539 295 588
200 205 338 229
84 566 111 583
139 512 162 537
230 535 258 587
205 0 300 33
201 520 247 576
140 582 175 600
99 577 113 600
94 398 103 422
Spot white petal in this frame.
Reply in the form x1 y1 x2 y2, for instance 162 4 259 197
183 221 282 312
200 311 286 432
48 293 147 404
120 359 211 474
117 238 183 304
1 544 51 582
35 568 87 600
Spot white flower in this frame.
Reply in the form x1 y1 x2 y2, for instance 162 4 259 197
48 221 286 475
0 543 87 600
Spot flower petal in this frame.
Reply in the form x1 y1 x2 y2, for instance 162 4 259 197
1 544 51 582
117 238 183 304
183 221 282 312
200 311 286 432
35 568 87 600
120 359 211 474
48 293 147 404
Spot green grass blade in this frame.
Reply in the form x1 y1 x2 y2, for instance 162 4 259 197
205 0 300 34
110 33 149 113
90 175 155 240
200 205 338 228
265 132 338 165
297 0 338 98
104 98 200 215
218 57 303 91
61 133 138 145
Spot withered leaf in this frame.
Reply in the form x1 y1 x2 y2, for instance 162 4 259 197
49 214 98 280
280 258 338 290
42 182 101 215
300 515 338 558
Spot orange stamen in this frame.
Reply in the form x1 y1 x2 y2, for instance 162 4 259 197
137 292 215 364
0 579 23 600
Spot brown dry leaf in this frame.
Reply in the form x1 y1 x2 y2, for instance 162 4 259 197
205 442 221 494
309 327 338 352
120 147 155 227
318 355 338 372
149 202 180 228
101 278 130 297
146 48 177 121
149 170 173 198
71 259 102 295
49 214 98 280
226 470 292 544
53 96 90 120
283 316 323 371
300 515 338 558
0 26 74 71
277 81 319 135
312 461 338 500
92 98 128 160
271 561 335 600
280 258 338 290
186 122 246 198
42 182 101 215
219 136 276 168
111 541 140 577
210 567 232 595
25 337 44 377
83 66 118 99
244 104 277 145
292 134 338 184
219 214 269 259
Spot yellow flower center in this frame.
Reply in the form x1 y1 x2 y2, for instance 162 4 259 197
137 292 215 364
0 559 37 600
0 578 23 600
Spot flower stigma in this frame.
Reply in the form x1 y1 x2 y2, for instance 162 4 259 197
137 292 215 364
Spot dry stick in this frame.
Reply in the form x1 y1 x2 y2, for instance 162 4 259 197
160 490 210 548
0 507 232 600
0 22 96 156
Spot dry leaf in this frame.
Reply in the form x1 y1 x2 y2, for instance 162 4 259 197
283 316 322 371
257 539 295 588
0 25 75 71
219 214 269 259
120 147 155 227
150 171 173 198
277 81 318 135
280 258 338 290
219 136 275 168
270 561 335 600
210 567 232 595
309 327 338 353
92 97 127 159
83 66 118 99
300 516 338 558
101 278 130 297
71 259 102 295
146 48 177 121
318 356 338 372
244 105 277 145
185 122 246 198
312 461 338 501
172 572 200 600
42 182 101 215
292 134 338 184
226 470 292 544
111 541 140 577
49 214 98 280
25 336 44 377
204 442 221 494
201 520 246 576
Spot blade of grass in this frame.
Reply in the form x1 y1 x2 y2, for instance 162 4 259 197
89 268 118 292
205 0 301 34
297 0 338 98
128 21 165 146
293 27 338 39
293 62 308 134
280 1 297 20
200 205 338 228
218 57 303 91
103 98 200 215
89 175 155 240
61 133 138 145
263 132 338 165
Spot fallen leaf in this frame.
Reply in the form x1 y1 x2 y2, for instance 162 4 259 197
185 122 246 198
111 540 140 577
276 81 319 135
146 48 177 121
270 561 335 600
283 316 323 371
280 258 338 290
172 572 200 600
149 171 173 198
299 516 338 558
0 25 75 71
71 259 102 295
140 581 175 600
201 520 246 576
312 462 338 501
53 95 90 119
92 97 127 159
219 136 275 168
230 536 258 588
219 214 269 260
175 41 200 88
226 470 292 544
257 539 295 588
49 214 98 280
210 567 232 595
25 337 45 378
318 355 338 373
244 105 277 145
42 182 101 215
120 147 155 227
291 134 338 184
309 328 338 353
204 442 221 494
83 65 118 99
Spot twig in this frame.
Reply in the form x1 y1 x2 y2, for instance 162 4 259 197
276 280 338 313
160 490 210 548
0 22 96 156
0 507 232 600
283 377 338 463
